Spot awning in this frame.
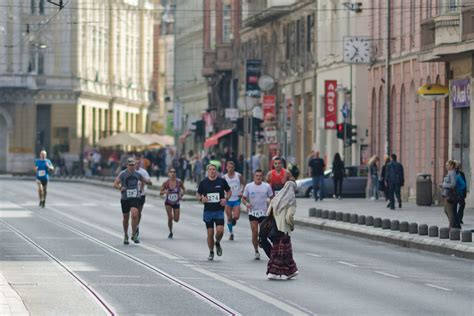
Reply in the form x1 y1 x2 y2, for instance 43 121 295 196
97 133 175 148
204 129 233 148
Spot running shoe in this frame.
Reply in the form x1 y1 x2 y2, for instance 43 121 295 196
208 251 214 261
131 232 140 244
229 233 234 241
168 232 173 239
267 273 281 280
39 201 42 207
215 242 222 256
254 252 260 260
42 201 45 208
123 235 129 245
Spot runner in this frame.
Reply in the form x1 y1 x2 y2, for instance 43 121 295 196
134 157 153 239
241 169 273 260
34 150 54 208
197 163 231 260
114 157 144 245
223 161 245 240
160 167 185 239
266 157 295 196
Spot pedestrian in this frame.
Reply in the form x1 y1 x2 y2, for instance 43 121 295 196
380 157 391 204
241 169 273 260
454 161 467 225
332 153 344 199
134 157 153 239
34 150 55 208
368 155 380 200
194 154 203 184
441 160 461 229
266 181 298 280
160 168 185 238
308 151 325 201
223 161 245 241
113 157 144 245
266 157 295 196
197 163 231 260
385 154 404 210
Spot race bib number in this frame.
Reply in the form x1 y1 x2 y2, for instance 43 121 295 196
207 192 220 203
38 170 46 177
126 189 138 198
167 193 179 202
249 209 266 218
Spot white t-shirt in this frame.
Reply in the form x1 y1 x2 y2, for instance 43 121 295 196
223 172 242 202
136 168 151 195
243 181 273 218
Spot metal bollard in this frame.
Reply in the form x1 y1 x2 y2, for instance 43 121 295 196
315 209 322 218
350 214 358 224
461 231 472 242
399 221 409 232
343 213 350 222
322 210 329 219
309 208 316 217
390 220 400 231
428 226 439 237
336 212 343 221
329 211 336 220
419 224 428 236
382 219 391 229
409 223 418 234
366 216 374 226
449 229 461 241
358 215 366 225
374 217 382 228
439 227 449 239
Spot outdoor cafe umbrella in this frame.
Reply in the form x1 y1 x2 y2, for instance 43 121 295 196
97 132 149 147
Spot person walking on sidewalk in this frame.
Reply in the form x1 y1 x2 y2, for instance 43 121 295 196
197 164 231 260
242 169 274 260
160 168 185 239
385 154 404 210
223 161 245 241
308 151 325 201
442 160 461 229
332 153 344 199
380 157 390 204
368 155 380 200
35 150 55 208
266 181 298 280
454 161 467 225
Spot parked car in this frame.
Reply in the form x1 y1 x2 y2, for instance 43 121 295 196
295 166 368 198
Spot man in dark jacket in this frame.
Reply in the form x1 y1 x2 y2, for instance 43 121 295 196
385 154 404 210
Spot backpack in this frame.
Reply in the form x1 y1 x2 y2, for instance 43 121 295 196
456 174 466 195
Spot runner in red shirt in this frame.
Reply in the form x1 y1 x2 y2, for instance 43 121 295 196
266 157 294 196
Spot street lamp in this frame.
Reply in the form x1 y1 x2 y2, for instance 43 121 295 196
237 95 257 182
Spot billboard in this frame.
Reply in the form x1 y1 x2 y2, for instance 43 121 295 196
325 80 337 129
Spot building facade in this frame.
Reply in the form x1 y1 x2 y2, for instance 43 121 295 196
0 0 156 172
368 1 449 202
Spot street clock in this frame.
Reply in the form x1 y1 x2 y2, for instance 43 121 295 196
343 36 371 64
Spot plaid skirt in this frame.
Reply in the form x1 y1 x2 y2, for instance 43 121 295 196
266 232 298 276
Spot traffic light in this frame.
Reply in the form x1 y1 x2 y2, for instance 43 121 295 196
336 123 357 145
336 123 344 139
349 124 357 145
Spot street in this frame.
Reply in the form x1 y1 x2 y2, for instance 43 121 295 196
0 180 473 315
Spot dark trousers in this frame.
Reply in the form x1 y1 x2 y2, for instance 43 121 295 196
333 177 343 197
388 183 401 209
454 198 465 227
312 176 324 201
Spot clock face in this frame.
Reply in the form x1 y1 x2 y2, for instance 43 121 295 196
343 36 371 64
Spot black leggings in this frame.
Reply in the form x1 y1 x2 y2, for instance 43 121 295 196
333 177 343 197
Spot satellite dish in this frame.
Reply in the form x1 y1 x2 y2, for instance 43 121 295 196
258 75 275 91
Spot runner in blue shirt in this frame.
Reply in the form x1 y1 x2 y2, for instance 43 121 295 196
34 150 54 208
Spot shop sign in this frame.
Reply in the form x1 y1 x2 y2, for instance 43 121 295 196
451 78 471 108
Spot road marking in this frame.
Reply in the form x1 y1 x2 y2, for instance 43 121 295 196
193 267 311 315
100 275 141 278
337 261 358 268
424 284 452 291
374 271 400 279
304 252 322 258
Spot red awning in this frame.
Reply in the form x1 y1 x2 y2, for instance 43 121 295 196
204 129 233 148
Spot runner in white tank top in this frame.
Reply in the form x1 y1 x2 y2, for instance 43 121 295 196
223 161 245 240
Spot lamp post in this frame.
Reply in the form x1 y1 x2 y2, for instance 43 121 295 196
238 95 256 182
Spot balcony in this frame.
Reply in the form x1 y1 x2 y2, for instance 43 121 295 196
421 13 461 51
244 0 296 28
215 44 233 71
420 19 435 51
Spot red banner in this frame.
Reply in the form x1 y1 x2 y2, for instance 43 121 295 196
262 95 276 119
325 80 337 129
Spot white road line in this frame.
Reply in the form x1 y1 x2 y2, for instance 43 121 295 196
304 252 322 258
374 271 400 279
100 275 141 278
193 267 311 316
336 261 358 268
424 284 452 291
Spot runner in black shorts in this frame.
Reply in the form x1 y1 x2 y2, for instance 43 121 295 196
197 164 231 260
114 157 144 245
160 168 185 239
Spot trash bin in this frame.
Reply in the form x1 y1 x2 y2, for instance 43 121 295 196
416 173 432 206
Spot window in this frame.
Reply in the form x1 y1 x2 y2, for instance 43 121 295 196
31 0 36 14
296 19 301 56
39 0 45 15
222 3 232 43
38 51 44 75
306 15 313 53
449 0 458 12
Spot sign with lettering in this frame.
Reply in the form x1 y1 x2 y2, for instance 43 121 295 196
325 80 338 129
450 78 471 108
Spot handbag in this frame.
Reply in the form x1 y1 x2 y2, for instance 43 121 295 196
259 212 277 239
447 188 459 204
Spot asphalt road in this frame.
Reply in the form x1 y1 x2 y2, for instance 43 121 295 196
0 180 472 315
